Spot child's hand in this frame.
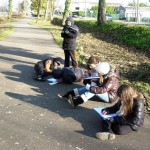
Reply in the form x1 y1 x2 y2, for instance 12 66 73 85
57 78 63 84
91 81 97 86
84 71 89 78
102 110 107 115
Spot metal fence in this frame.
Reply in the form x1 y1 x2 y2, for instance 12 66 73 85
0 12 8 17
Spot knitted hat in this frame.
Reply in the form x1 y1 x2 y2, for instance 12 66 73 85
95 62 110 75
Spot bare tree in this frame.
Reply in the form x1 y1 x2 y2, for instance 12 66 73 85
97 0 106 25
45 0 50 20
62 0 71 25
8 0 12 20
37 0 41 20
49 0 55 21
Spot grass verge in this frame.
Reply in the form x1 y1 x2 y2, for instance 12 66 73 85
0 19 14 40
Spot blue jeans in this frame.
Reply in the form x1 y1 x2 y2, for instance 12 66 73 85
77 87 109 103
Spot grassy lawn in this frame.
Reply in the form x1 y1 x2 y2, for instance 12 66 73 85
29 19 150 108
0 19 14 40
0 15 25 40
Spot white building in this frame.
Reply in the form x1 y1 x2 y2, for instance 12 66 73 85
55 0 99 12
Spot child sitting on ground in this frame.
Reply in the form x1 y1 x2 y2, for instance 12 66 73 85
51 67 83 84
33 57 62 81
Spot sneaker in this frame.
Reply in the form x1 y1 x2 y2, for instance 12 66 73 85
96 132 115 140
58 92 70 99
68 95 84 108
68 94 75 108
58 90 75 99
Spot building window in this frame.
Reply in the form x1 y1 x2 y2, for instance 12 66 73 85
75 7 79 10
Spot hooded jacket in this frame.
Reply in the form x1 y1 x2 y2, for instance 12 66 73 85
61 16 80 51
90 65 120 103
51 67 83 84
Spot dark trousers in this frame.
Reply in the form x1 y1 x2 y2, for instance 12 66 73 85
64 50 78 68
102 120 133 135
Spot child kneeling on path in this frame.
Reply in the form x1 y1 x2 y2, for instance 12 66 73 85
59 62 120 107
96 84 146 140
33 57 62 81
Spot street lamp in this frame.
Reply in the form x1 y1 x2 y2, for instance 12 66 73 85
136 0 140 23
85 0 87 17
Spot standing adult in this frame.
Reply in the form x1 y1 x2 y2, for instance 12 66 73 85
61 16 80 68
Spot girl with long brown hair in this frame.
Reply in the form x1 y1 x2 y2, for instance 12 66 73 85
96 84 146 140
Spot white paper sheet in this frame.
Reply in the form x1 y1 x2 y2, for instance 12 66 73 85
93 107 117 120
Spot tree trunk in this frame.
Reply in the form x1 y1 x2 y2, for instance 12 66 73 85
62 0 71 25
97 0 106 25
45 0 50 20
49 0 55 21
37 0 41 21
8 0 12 20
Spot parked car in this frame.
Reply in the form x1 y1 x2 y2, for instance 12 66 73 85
72 13 78 18
105 14 112 21
141 17 150 23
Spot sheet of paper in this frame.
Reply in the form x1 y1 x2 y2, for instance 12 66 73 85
47 78 58 85
47 78 57 82
93 107 117 120
84 76 100 80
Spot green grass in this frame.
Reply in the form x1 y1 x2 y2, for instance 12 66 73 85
0 22 14 40
52 18 150 55
0 15 25 40
0 16 21 40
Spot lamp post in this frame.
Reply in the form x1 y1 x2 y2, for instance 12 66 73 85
85 0 87 17
136 0 140 23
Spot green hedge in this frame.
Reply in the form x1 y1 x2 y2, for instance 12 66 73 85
52 17 150 55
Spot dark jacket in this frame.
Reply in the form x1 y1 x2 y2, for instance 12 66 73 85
51 67 83 84
61 16 80 51
34 58 51 77
90 65 120 103
34 57 62 77
104 99 145 130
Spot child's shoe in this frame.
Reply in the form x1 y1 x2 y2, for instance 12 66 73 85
96 132 115 140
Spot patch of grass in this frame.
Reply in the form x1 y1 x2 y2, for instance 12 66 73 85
0 14 25 40
0 22 14 40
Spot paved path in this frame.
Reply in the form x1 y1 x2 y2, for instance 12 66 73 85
0 17 150 150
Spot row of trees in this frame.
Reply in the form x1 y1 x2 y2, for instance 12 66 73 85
7 0 30 20
7 0 149 24
31 0 107 25
31 0 55 21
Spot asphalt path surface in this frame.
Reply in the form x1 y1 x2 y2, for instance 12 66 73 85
0 17 150 150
